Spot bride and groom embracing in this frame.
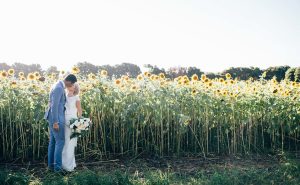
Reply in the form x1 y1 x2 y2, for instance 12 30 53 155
44 74 82 172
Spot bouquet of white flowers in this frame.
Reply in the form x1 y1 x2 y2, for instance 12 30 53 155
69 117 92 139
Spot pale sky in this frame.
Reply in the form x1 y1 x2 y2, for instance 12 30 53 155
0 0 299 72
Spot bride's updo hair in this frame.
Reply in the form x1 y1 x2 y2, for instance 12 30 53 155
73 83 80 96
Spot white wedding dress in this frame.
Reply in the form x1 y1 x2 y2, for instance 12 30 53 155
62 95 79 171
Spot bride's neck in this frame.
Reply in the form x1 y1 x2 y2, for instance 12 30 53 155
68 92 74 97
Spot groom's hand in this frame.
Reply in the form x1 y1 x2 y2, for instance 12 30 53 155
53 122 59 131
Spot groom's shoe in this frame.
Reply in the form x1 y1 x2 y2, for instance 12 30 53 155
47 165 55 172
54 167 64 173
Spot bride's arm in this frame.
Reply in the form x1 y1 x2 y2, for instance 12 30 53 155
76 100 83 118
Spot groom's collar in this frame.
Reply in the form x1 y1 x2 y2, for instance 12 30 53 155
60 80 65 89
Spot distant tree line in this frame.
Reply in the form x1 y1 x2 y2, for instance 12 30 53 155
0 62 299 81
0 62 43 76
144 64 300 82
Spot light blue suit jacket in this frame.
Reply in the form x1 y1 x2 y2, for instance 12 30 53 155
44 81 66 124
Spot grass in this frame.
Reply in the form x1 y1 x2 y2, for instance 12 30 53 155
1 154 299 185
1 166 300 185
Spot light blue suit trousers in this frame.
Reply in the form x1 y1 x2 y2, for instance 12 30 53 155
44 81 66 172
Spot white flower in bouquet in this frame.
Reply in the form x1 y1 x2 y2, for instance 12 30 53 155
84 122 89 127
69 117 92 139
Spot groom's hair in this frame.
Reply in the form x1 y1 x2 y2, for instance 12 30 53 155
65 74 77 84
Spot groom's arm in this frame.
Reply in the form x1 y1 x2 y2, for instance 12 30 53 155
50 86 63 126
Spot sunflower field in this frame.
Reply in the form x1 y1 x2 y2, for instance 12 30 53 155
0 67 299 161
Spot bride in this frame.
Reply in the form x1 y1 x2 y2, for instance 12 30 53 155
62 82 82 171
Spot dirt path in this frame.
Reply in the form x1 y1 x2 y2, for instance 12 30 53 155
0 154 284 176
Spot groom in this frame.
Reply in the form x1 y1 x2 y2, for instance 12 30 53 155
44 74 77 172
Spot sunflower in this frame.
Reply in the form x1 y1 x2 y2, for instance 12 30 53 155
278 88 283 93
271 79 277 84
191 89 197 95
27 73 35 80
174 76 182 82
115 79 122 85
225 73 231 79
20 77 26 81
38 76 46 82
88 73 96 80
201 74 206 81
219 78 225 83
144 72 151 78
122 75 129 81
102 85 108 90
18 72 24 77
285 90 292 96
8 69 15 75
150 75 156 81
159 73 165 79
1 71 8 78
61 70 65 75
34 72 40 77
131 85 138 91
191 74 198 81
137 74 143 80
273 89 278 94
10 81 17 88
208 82 213 87
100 70 108 76
183 79 190 85
71 66 80 74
